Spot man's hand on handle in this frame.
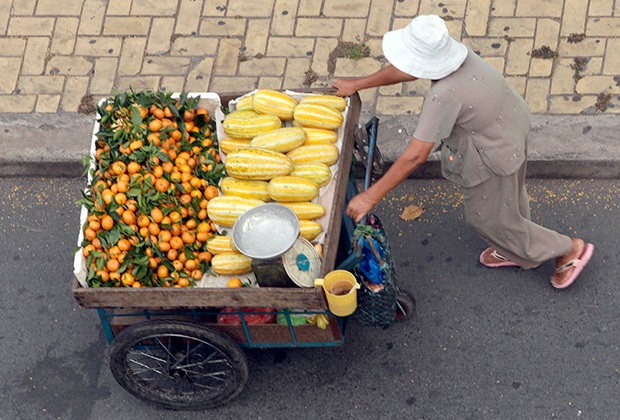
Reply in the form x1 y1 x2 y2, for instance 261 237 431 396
346 191 378 223
332 79 359 97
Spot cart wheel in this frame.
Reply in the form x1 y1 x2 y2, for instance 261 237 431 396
109 320 248 410
395 289 416 322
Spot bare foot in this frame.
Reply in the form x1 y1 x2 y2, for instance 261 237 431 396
551 238 585 288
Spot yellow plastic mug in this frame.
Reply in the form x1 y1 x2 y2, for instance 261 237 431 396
314 270 360 317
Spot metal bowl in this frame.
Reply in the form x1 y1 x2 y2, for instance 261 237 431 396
232 203 300 260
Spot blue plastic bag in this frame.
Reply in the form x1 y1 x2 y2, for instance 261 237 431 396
358 236 385 284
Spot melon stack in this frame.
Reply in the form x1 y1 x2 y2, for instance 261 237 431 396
208 90 347 276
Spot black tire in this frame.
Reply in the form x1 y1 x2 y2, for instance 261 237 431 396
109 320 248 410
395 289 416 322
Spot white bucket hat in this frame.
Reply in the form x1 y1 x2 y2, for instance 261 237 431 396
382 15 468 80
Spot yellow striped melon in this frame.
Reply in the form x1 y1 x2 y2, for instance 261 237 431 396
219 137 251 155
250 127 307 153
206 235 237 255
220 177 270 201
211 252 252 275
207 195 265 227
299 95 347 111
252 89 298 120
223 112 282 139
268 176 320 202
225 110 259 119
279 202 325 220
290 162 332 186
301 128 338 145
299 220 323 241
293 103 343 129
235 95 254 111
286 144 339 166
225 147 294 181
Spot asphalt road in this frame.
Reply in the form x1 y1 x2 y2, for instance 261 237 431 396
1 177 619 420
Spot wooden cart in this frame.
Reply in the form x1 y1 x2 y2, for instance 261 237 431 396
72 90 362 410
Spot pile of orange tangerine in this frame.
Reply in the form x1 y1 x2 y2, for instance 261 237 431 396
77 91 226 288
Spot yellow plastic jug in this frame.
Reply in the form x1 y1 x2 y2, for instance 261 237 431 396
314 270 360 317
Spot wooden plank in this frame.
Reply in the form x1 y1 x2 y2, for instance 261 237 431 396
73 276 328 309
321 92 361 277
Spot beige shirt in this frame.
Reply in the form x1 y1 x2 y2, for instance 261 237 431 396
413 49 531 187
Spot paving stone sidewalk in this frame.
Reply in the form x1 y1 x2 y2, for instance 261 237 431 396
3 0 620 116
3 0 620 178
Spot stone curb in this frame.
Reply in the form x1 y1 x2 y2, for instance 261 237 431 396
3 112 620 179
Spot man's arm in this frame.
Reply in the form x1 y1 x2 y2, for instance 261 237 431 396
346 137 434 223
332 65 417 96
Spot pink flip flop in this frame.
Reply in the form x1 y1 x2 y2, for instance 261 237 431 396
551 243 595 289
479 247 519 268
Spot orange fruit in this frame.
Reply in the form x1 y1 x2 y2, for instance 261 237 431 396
101 215 114 230
106 258 120 272
162 161 174 173
114 192 127 205
170 223 182 236
181 231 195 244
185 259 198 271
167 248 178 261
172 260 184 271
191 269 203 280
109 246 122 259
151 165 164 178
170 236 184 250
138 226 149 237
204 185 218 200
152 107 165 120
84 227 97 241
169 211 181 223
155 178 170 193
184 110 195 122
102 189 114 205
97 270 110 283
150 207 164 223
92 237 102 249
116 180 129 193
130 140 143 151
122 210 136 225
82 244 96 257
127 161 142 174
198 251 212 262
227 278 243 288
177 278 190 287
137 214 150 227
149 119 162 132
121 273 135 286
158 230 172 242
156 265 169 278
148 223 161 236
118 238 132 251
179 194 192 206
143 173 155 186
112 161 127 175
158 241 171 252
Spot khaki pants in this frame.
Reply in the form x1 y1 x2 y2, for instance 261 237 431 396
462 160 572 269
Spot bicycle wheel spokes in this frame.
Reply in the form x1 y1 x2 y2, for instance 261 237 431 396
125 334 234 393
